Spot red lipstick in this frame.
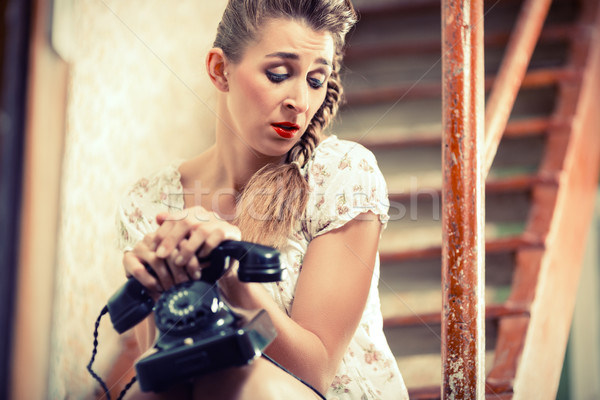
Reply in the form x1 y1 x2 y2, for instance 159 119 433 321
271 122 300 139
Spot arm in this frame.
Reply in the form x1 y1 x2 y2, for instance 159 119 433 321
218 211 382 393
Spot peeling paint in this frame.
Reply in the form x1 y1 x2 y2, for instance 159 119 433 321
441 0 485 399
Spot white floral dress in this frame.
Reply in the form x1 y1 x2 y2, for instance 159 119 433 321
117 135 409 400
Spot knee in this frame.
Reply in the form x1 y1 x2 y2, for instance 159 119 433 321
239 360 289 399
192 357 320 400
237 358 321 400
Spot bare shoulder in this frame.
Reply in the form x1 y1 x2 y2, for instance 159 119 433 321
178 149 214 187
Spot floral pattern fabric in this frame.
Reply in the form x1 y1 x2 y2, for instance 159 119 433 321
117 135 409 399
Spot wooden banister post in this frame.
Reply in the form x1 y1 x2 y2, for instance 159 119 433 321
441 1 486 399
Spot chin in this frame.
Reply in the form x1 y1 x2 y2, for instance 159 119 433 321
259 139 300 158
251 146 291 161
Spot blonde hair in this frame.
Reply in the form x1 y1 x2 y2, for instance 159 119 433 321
214 0 357 248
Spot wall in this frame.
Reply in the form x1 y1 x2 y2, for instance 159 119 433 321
47 1 225 397
568 187 600 399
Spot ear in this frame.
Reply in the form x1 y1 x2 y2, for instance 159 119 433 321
206 48 230 92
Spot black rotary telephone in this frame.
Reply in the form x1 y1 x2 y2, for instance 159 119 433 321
87 240 284 399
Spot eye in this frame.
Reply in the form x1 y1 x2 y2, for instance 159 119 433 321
266 70 289 83
308 77 325 89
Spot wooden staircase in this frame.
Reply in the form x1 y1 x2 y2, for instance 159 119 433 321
339 0 600 398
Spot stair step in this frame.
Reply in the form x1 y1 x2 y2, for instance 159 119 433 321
387 172 558 202
383 303 529 329
407 385 441 400
385 319 498 357
337 86 557 141
353 0 442 15
353 0 523 17
342 41 571 95
387 320 498 386
406 384 514 400
380 287 513 322
344 66 578 106
348 117 569 150
368 134 546 192
399 351 498 398
381 174 555 243
388 314 505 396
381 221 529 253
379 234 543 262
352 0 578 42
345 24 574 61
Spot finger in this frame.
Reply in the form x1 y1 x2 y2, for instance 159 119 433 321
174 227 208 269
156 210 188 226
196 229 227 259
142 232 158 252
167 248 190 284
154 219 195 259
123 251 163 294
196 226 242 259
185 256 202 281
156 212 170 226
147 256 175 291
133 244 175 291
151 219 175 257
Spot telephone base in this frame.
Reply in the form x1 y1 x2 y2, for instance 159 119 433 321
136 309 277 392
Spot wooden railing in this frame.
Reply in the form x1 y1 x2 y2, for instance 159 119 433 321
484 0 553 176
488 0 600 397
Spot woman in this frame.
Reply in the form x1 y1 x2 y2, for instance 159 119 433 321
117 0 408 398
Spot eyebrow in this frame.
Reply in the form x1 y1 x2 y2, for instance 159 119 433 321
266 51 331 67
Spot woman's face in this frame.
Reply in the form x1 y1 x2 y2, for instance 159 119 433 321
222 18 335 158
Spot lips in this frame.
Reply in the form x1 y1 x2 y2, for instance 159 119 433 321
271 122 300 139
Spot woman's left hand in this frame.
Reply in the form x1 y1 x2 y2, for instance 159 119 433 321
151 206 242 288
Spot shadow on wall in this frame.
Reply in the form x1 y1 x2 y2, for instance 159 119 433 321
48 1 225 398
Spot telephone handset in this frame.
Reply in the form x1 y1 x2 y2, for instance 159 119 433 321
88 240 284 397
107 240 284 334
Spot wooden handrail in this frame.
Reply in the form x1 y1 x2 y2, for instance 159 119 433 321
484 0 553 177
441 0 486 398
487 1 600 396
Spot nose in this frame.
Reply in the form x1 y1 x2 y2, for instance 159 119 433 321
283 81 309 114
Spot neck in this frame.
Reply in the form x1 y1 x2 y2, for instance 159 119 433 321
180 145 280 215
211 97 284 192
214 136 282 192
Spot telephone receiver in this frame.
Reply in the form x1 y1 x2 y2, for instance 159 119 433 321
107 240 283 334
98 240 284 394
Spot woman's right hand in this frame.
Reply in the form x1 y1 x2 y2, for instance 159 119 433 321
122 206 242 296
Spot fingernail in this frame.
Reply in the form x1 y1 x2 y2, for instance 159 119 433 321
156 246 167 258
175 255 184 266
193 270 201 280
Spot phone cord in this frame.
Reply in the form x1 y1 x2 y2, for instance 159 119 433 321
87 305 137 400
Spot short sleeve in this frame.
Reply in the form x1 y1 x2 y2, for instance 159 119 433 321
303 137 390 239
116 164 185 252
